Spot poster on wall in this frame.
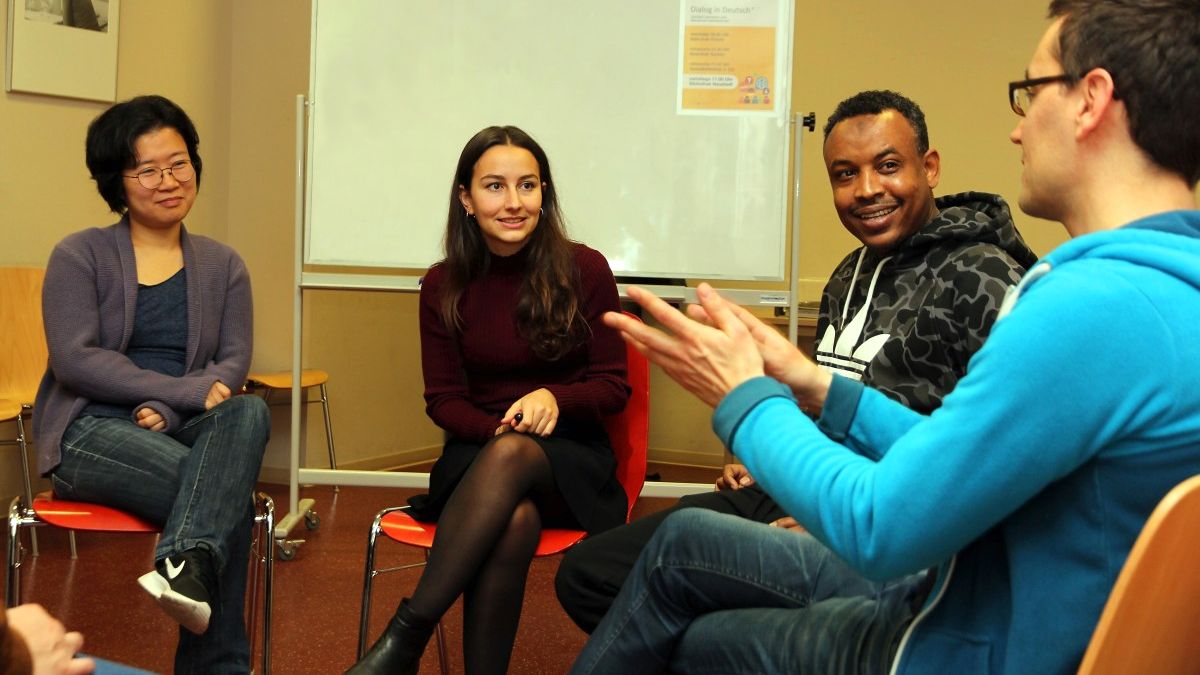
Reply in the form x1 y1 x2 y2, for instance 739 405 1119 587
677 0 784 116
5 0 120 102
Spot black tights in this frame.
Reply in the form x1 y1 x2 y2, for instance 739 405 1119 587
408 433 562 675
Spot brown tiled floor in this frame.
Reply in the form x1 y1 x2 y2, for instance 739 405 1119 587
9 462 718 674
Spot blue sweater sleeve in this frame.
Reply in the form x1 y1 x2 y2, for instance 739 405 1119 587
725 262 1179 580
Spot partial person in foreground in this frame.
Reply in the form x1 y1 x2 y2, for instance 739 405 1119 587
0 604 152 675
555 89 1037 633
1 604 92 675
348 126 630 675
573 0 1200 672
34 96 268 673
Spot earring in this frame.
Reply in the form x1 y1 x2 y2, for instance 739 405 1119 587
539 208 544 216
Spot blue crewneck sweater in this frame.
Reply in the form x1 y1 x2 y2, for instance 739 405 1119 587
716 210 1200 674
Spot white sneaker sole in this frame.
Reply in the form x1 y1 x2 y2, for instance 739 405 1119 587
137 570 212 635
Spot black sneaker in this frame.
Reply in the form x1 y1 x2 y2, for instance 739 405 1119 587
137 547 216 635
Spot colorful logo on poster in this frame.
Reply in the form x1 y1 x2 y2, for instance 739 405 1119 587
738 74 770 106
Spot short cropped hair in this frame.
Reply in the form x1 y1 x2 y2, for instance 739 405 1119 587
1049 0 1200 186
822 90 930 155
85 95 203 213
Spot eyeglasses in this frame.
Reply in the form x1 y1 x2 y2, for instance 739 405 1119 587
123 159 195 189
1009 74 1074 116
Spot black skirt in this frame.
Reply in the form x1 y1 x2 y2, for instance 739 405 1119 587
406 418 628 535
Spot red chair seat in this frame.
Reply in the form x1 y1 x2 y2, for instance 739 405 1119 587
379 510 587 557
31 492 158 532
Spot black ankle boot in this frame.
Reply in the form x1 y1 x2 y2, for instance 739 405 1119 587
346 599 435 675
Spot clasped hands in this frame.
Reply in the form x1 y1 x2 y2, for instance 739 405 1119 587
135 380 232 432
497 387 559 437
603 283 831 411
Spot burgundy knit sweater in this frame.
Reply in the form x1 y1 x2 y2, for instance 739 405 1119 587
419 243 630 444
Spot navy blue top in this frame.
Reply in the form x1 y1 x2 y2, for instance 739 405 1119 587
81 267 189 419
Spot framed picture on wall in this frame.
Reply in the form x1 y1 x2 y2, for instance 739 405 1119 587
5 0 120 102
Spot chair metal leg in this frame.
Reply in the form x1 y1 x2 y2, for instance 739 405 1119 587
7 496 23 608
357 506 414 658
318 384 338 493
7 496 40 608
246 492 275 675
14 415 37 558
259 493 275 675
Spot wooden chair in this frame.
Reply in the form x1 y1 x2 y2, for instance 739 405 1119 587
245 369 339 490
355 327 651 672
1077 474 1200 675
7 491 276 674
0 266 70 556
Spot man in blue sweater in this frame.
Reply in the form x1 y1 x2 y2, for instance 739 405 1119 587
572 1 1200 673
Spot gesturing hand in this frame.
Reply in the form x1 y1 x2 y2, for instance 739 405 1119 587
604 284 764 408
7 604 95 675
501 388 559 437
686 296 831 412
714 463 756 491
205 381 231 410
135 407 167 432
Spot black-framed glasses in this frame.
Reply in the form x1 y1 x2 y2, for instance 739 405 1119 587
123 159 195 189
1009 74 1074 116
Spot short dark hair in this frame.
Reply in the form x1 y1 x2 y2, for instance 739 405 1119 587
1049 0 1200 186
85 95 203 213
823 90 930 155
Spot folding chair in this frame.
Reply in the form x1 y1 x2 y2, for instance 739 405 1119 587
6 491 276 674
356 325 651 672
1076 473 1200 675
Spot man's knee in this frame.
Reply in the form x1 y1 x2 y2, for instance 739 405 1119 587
648 509 739 559
556 541 604 629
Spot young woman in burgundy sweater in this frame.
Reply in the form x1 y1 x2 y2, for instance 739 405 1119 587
349 127 631 674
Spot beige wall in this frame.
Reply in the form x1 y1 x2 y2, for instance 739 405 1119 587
3 2 1196 498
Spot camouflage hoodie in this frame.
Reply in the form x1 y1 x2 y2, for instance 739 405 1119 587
815 191 1038 414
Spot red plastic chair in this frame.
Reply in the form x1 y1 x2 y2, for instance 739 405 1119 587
6 491 276 674
356 322 650 671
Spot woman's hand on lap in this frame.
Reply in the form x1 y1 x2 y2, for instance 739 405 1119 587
502 388 558 437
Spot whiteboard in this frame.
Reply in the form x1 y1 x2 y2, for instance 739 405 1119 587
306 1 794 280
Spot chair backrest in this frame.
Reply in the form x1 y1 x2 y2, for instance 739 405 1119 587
602 313 649 521
0 267 49 406
1077 473 1200 675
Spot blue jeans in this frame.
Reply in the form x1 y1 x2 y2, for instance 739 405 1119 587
570 509 926 675
52 396 269 674
89 656 158 674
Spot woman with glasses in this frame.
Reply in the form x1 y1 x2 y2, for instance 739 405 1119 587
348 126 631 675
33 95 268 673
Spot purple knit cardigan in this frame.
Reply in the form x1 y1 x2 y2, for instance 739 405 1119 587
33 217 253 475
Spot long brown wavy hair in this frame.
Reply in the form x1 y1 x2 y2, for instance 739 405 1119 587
438 126 589 361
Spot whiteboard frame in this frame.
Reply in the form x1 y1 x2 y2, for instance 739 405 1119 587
302 0 796 282
281 0 809 526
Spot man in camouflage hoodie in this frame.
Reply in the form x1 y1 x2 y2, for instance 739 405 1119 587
556 90 1038 633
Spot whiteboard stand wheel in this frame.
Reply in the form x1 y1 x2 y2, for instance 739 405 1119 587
304 510 321 531
276 539 303 561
